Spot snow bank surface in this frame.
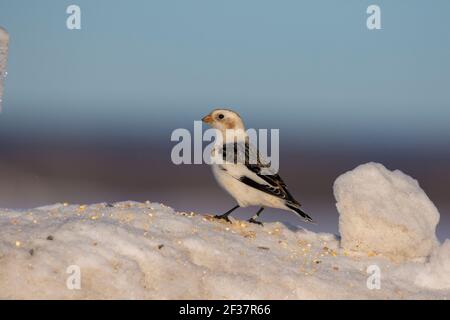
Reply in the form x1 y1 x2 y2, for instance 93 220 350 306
0 201 448 299
334 163 440 261
415 240 450 290
0 27 9 111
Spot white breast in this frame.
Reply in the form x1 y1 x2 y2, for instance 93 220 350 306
211 164 286 209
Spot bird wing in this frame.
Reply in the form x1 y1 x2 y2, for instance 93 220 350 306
219 141 300 205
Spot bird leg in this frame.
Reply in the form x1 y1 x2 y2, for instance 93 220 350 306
248 207 264 226
214 205 239 223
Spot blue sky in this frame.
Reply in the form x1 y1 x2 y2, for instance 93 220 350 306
0 0 449 146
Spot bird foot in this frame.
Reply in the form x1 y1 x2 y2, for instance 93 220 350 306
248 218 263 226
214 214 232 223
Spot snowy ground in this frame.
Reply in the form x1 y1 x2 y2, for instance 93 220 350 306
0 203 448 299
0 163 448 299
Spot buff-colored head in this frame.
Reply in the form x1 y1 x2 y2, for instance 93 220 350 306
202 108 246 141
202 109 245 130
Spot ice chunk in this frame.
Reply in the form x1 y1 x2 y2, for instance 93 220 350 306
334 162 439 261
0 27 9 111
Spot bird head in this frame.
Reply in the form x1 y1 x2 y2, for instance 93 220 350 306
202 108 246 142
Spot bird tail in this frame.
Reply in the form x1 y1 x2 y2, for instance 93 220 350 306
285 203 315 223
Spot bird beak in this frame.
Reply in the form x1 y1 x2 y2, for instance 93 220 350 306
202 114 213 124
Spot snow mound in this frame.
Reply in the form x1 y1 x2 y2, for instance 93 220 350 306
334 162 440 261
415 240 450 290
0 201 448 299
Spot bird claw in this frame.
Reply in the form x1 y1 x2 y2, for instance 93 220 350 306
248 218 263 226
214 214 232 223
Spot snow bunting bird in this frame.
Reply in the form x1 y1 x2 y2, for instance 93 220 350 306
202 108 313 225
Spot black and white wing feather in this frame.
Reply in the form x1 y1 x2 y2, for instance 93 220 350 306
219 141 313 222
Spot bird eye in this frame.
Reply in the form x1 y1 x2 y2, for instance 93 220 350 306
218 114 225 120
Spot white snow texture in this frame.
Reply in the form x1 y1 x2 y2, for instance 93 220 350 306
415 240 450 290
0 162 448 299
335 162 440 261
